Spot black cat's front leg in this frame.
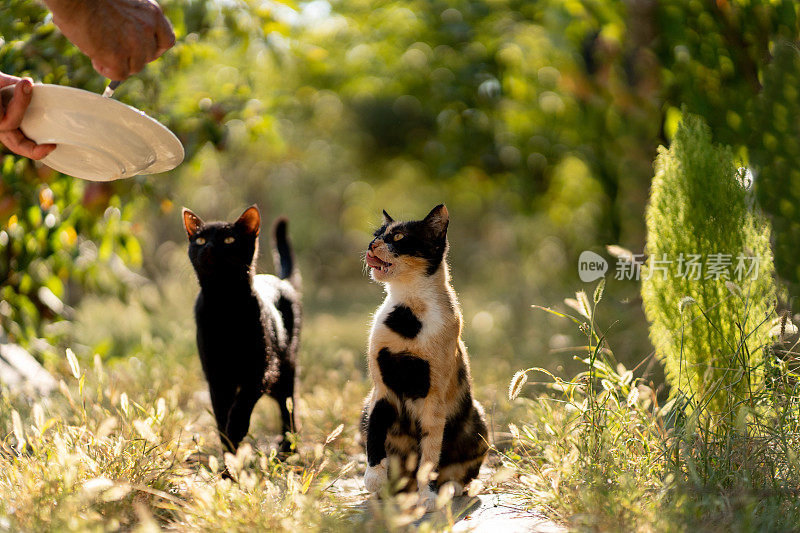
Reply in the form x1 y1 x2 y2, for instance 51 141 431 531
364 398 396 493
224 385 263 451
209 383 237 453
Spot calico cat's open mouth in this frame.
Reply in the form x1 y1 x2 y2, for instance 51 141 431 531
366 251 392 271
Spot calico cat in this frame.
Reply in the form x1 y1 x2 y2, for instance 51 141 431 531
183 205 301 455
359 204 489 509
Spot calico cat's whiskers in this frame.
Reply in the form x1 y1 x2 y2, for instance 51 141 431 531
360 249 373 278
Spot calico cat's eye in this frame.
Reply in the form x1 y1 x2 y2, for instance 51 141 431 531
393 233 404 241
195 237 206 245
224 236 235 244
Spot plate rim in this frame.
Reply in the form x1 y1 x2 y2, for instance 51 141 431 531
24 83 184 181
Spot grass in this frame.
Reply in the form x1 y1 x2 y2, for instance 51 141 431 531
502 284 800 532
0 268 530 532
4 267 800 531
0 309 370 531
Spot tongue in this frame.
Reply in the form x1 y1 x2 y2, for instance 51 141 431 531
366 253 388 268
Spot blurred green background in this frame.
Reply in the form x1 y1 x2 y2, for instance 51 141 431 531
1 0 799 400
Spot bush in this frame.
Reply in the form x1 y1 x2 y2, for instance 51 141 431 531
507 286 800 531
641 113 775 419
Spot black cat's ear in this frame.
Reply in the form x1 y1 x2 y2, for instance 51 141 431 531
382 210 394 225
423 204 449 237
182 208 204 238
235 205 261 236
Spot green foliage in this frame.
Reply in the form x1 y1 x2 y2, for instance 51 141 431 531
751 42 800 299
507 288 800 531
0 2 143 351
652 0 800 299
4 0 799 358
641 114 775 417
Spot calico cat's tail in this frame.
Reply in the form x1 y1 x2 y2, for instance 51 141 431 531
272 217 301 290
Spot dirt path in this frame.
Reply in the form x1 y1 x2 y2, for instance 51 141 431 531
330 476 564 532
446 494 564 533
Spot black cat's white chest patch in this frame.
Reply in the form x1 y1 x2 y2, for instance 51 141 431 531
383 305 422 339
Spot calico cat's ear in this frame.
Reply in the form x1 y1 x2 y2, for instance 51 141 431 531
182 208 204 238
423 204 449 237
235 205 261 236
382 210 394 225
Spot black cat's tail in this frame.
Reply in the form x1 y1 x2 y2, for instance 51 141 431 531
272 217 301 290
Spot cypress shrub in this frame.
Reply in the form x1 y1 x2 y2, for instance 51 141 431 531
641 113 775 419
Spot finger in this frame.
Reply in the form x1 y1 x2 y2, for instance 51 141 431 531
0 129 56 160
154 15 176 57
29 141 57 160
136 34 158 70
0 79 33 131
128 44 149 76
0 72 22 88
91 57 129 82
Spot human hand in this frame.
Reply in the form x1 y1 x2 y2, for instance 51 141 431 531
46 0 175 81
0 74 56 160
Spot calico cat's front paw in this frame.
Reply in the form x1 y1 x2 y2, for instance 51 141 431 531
439 480 464 498
417 484 436 511
363 458 388 493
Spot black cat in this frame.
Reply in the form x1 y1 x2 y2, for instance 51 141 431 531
183 205 301 454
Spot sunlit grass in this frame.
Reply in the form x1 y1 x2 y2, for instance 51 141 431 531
0 333 367 531
1 272 532 531
7 278 800 531
502 285 800 531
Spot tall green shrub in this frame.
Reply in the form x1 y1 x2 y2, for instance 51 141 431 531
641 114 775 418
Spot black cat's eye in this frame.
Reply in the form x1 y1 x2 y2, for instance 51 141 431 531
224 236 235 244
195 237 206 245
393 233 404 241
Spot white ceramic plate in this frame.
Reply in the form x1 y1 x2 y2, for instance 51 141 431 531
18 84 184 181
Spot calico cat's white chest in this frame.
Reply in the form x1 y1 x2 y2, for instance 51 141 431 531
372 295 444 346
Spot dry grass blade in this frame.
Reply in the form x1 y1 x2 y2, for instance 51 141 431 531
509 370 529 400
66 348 81 379
324 423 344 445
11 410 25 451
